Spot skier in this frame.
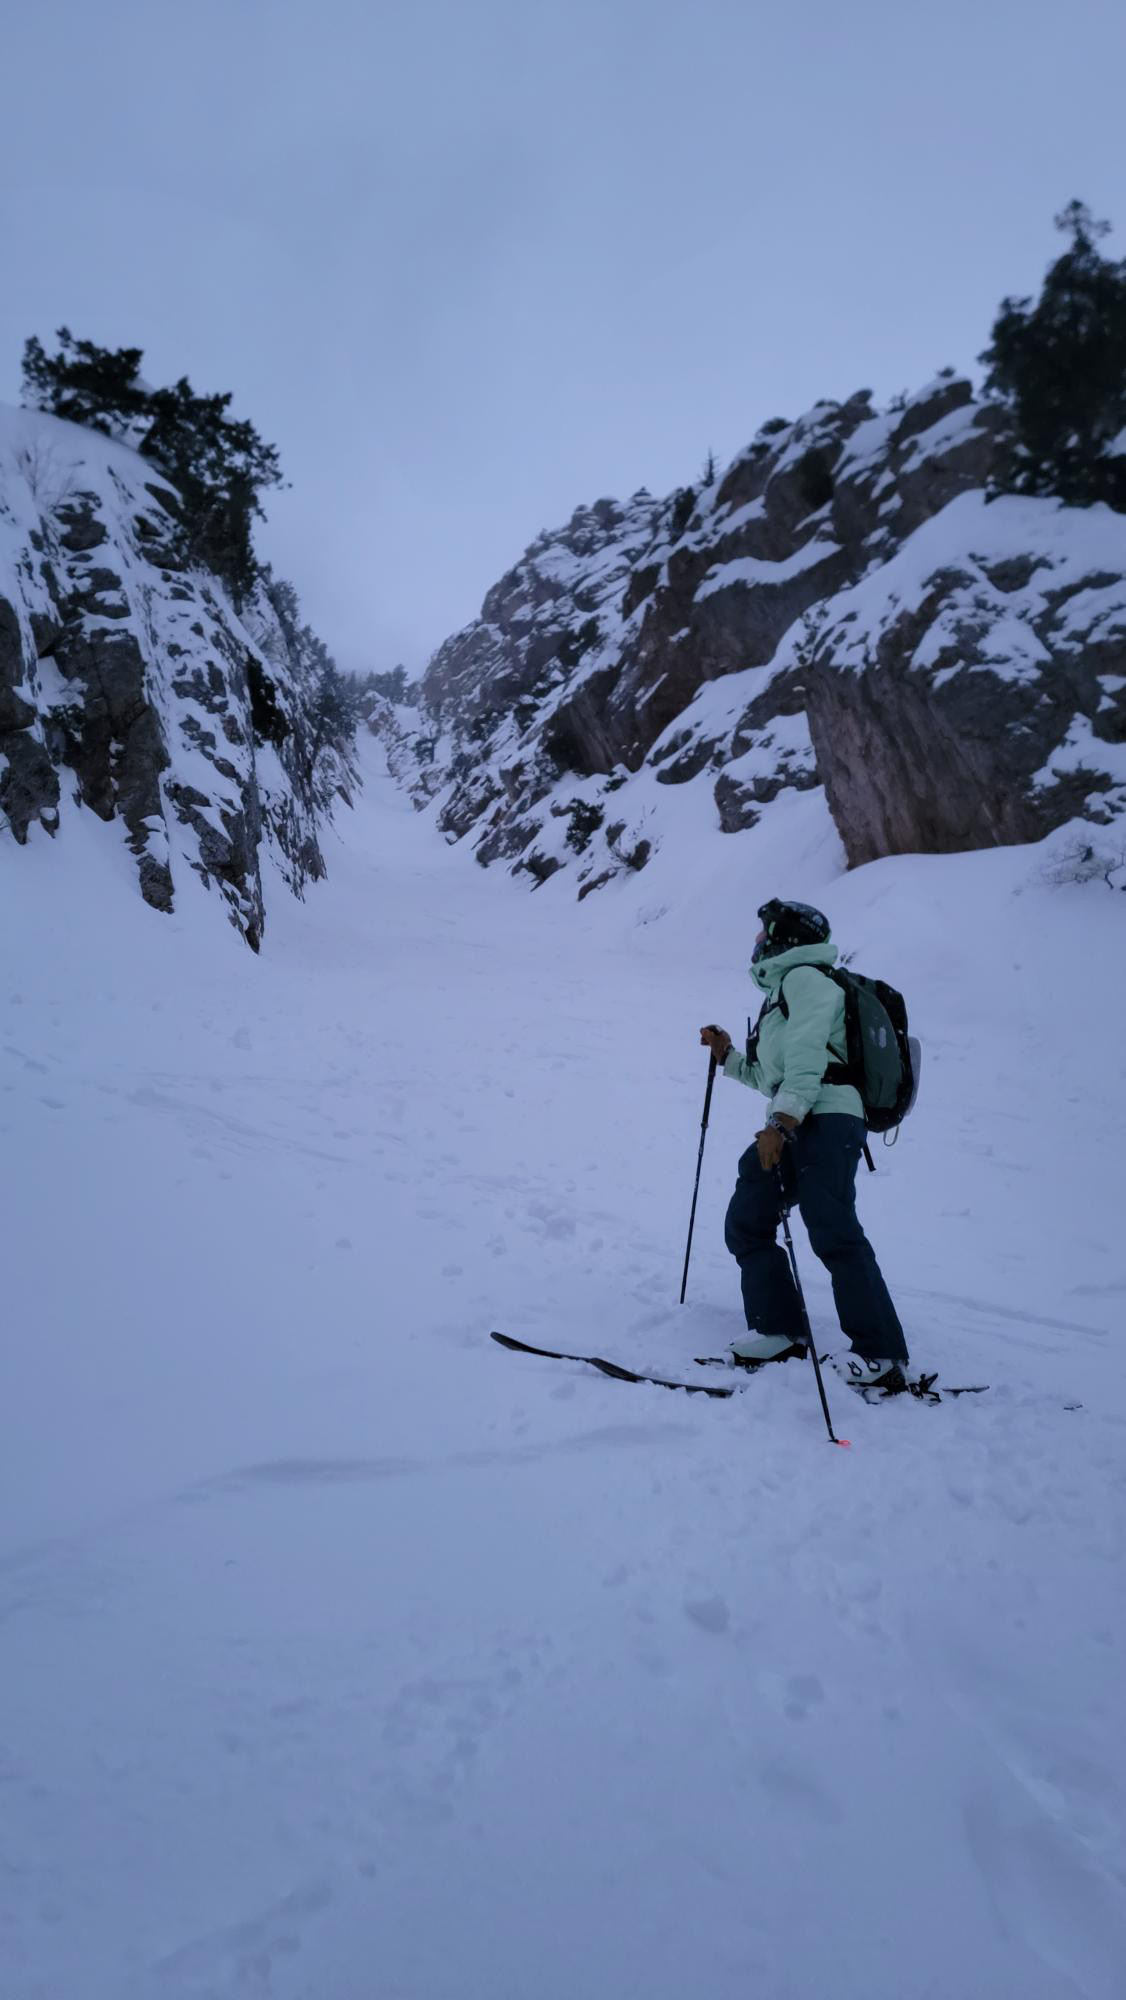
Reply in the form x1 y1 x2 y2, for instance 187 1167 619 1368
699 898 910 1390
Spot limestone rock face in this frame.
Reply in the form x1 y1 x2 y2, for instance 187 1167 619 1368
804 493 1126 865
372 371 1124 893
0 406 356 947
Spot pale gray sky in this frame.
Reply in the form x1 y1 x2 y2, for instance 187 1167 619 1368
2 0 1123 674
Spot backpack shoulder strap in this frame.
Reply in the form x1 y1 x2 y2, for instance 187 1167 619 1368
777 965 852 1078
776 961 837 1020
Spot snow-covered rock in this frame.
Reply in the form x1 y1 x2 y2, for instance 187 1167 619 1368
806 491 1126 865
0 405 357 948
375 372 1126 892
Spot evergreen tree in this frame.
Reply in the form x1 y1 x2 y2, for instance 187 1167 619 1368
368 665 410 704
21 330 285 601
981 203 1126 511
260 571 363 769
307 660 364 773
21 329 148 439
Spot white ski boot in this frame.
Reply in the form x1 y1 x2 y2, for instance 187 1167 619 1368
831 1352 909 1394
729 1332 805 1365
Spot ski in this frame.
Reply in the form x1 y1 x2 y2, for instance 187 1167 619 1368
853 1372 987 1406
832 1374 1082 1411
695 1357 991 1403
852 1376 1081 1410
494 1336 1077 1412
490 1331 742 1398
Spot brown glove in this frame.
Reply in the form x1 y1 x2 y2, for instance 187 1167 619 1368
755 1115 797 1171
699 1024 733 1063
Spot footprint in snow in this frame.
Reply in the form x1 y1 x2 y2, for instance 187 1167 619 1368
784 1673 825 1719
684 1594 731 1635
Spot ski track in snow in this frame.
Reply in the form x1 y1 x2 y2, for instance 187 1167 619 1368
2 745 1125 2000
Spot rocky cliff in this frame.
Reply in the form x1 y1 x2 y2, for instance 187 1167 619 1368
374 373 1126 895
0 404 357 948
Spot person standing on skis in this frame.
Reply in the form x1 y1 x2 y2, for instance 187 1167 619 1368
699 898 909 1390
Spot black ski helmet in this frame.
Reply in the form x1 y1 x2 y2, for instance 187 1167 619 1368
752 898 831 962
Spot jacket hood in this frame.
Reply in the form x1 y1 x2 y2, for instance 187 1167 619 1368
750 938 839 993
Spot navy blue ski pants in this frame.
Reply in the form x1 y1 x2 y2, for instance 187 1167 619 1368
723 1114 908 1364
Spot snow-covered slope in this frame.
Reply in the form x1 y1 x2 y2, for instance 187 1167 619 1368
0 404 356 947
373 374 1126 897
4 740 1124 1999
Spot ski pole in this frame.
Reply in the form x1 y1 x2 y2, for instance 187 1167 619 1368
775 1172 848 1448
679 1051 717 1304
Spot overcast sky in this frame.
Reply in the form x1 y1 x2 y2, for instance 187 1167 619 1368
2 0 1123 675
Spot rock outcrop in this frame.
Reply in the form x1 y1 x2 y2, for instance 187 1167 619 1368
0 405 357 947
373 373 1126 891
805 493 1126 865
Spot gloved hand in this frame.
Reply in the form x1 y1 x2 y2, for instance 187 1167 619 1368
755 1115 797 1171
699 1024 732 1063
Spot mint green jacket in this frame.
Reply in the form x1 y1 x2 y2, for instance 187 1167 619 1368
721 939 864 1123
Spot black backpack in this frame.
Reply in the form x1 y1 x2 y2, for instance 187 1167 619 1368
770 965 921 1136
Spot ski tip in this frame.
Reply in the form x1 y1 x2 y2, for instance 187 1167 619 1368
833 1439 852 1449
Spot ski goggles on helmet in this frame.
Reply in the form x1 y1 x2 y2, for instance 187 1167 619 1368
752 898 831 961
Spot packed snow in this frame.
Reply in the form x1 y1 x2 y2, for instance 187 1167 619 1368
3 742 1125 1999
695 539 839 599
